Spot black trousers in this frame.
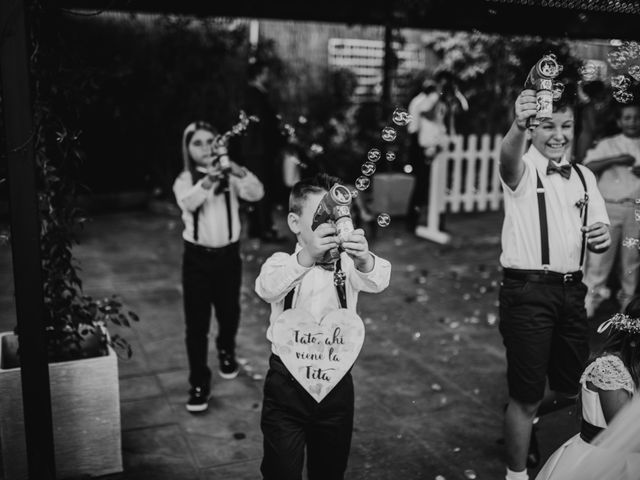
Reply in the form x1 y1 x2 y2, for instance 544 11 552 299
182 241 241 388
261 355 354 480
499 273 589 403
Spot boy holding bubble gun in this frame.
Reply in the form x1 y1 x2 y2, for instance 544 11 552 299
255 173 391 480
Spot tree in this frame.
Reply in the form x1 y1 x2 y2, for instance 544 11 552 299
423 31 583 135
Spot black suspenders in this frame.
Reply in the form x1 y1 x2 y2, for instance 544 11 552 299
535 164 588 270
193 182 233 242
283 259 348 310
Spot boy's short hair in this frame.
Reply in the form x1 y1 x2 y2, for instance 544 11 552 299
616 100 640 117
553 81 577 115
289 173 342 215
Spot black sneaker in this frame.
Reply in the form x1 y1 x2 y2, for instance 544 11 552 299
218 350 239 379
186 386 210 413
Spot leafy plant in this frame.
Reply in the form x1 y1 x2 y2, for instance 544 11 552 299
7 3 141 363
422 31 583 134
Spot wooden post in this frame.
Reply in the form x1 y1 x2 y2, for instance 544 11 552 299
0 0 56 478
381 23 393 115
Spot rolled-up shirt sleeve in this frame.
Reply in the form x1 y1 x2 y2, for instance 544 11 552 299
582 138 615 165
347 253 391 293
232 167 264 202
255 252 313 304
173 171 209 212
582 166 610 226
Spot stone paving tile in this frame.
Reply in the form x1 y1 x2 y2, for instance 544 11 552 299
117 337 152 379
187 429 262 469
119 374 163 402
141 336 190 374
2 210 612 480
120 396 175 431
200 459 261 480
111 424 199 480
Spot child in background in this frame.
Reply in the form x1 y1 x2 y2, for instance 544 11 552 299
174 121 264 413
583 103 640 317
536 296 640 480
255 173 391 480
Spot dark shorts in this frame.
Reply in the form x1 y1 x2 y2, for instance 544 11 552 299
499 274 589 404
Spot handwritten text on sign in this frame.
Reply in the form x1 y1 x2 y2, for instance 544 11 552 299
272 309 365 402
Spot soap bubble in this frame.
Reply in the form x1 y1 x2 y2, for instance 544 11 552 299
392 107 410 126
552 82 565 100
355 176 371 191
386 152 396 162
367 148 382 162
608 50 628 69
403 164 413 174
620 41 640 59
611 74 631 90
361 162 376 176
310 143 324 155
377 213 391 227
629 65 640 81
579 62 598 81
350 189 359 199
614 89 634 103
381 126 397 142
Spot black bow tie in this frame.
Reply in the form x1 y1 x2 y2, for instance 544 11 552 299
546 161 572 179
316 261 335 271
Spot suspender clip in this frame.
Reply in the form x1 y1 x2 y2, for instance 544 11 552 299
542 264 550 273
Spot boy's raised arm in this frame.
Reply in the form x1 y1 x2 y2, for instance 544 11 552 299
500 89 537 191
254 252 312 304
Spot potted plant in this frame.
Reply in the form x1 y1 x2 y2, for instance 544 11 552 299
0 5 139 479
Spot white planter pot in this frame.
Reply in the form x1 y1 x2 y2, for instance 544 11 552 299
370 172 416 216
0 332 122 479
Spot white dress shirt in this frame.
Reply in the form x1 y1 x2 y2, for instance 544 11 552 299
583 133 640 201
255 245 391 354
173 169 264 248
499 145 609 273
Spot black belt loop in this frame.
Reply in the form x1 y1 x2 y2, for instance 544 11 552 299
184 240 238 255
503 268 583 285
535 171 550 270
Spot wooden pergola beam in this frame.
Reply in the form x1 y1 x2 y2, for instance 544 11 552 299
0 0 56 478
58 0 640 40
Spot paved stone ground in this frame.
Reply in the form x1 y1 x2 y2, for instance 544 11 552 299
0 206 619 480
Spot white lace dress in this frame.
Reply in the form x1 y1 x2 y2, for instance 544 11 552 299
535 355 640 480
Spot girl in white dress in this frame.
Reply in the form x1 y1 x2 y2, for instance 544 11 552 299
535 297 640 480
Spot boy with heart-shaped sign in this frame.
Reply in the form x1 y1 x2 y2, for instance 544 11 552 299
255 173 391 480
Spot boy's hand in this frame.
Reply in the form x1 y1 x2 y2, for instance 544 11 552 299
201 164 224 189
228 160 247 178
297 223 338 267
617 154 636 167
583 222 611 253
514 89 538 130
342 229 374 273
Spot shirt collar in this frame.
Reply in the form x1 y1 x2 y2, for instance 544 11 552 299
525 144 571 174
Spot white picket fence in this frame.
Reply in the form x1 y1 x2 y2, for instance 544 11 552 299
441 133 504 213
415 133 504 244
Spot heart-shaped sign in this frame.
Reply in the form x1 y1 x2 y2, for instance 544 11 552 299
272 308 365 402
